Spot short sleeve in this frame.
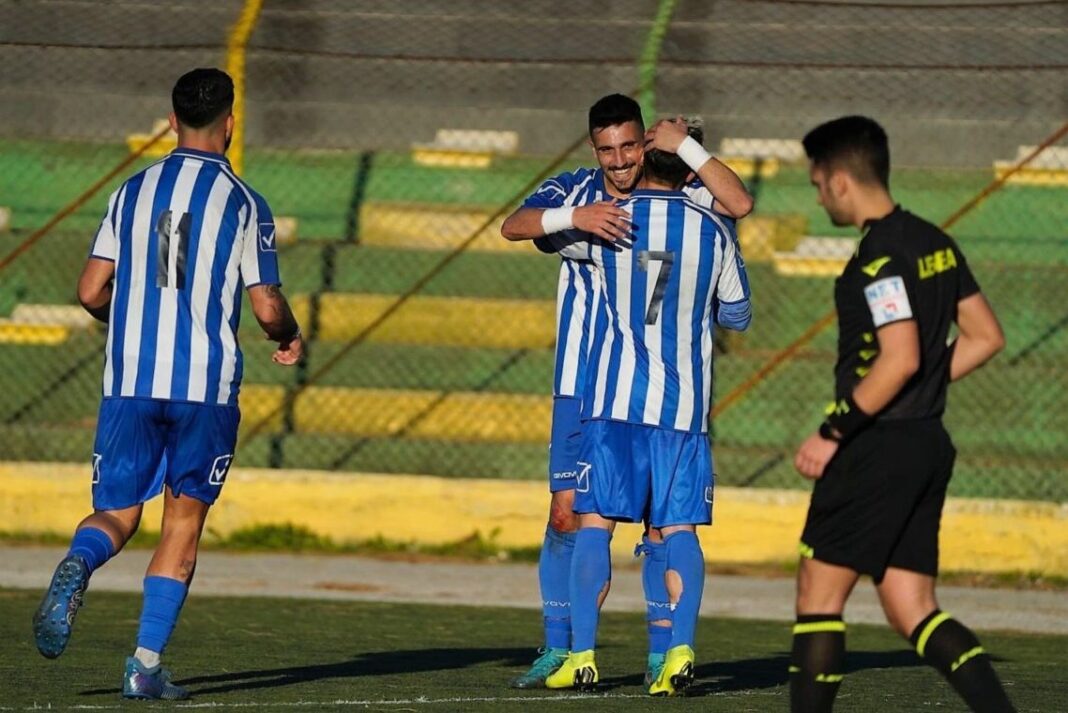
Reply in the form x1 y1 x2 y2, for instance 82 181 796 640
521 169 588 210
682 181 715 210
857 233 915 329
951 239 981 300
533 229 592 260
240 191 281 288
89 187 122 261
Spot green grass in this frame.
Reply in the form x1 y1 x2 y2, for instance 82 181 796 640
2 588 1065 710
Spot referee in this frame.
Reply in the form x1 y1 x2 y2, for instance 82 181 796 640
789 116 1014 713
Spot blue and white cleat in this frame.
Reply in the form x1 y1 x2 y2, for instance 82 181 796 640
33 555 89 659
123 657 190 700
645 652 666 687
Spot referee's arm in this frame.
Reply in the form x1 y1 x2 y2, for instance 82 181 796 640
851 320 921 416
949 293 1004 381
77 257 115 324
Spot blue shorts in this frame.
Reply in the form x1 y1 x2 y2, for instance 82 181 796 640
91 397 240 510
573 419 713 528
548 396 583 492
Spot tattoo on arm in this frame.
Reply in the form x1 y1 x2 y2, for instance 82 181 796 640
256 284 300 342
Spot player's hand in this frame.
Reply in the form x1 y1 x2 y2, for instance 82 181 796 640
794 432 839 480
573 200 632 242
644 116 688 154
272 334 303 366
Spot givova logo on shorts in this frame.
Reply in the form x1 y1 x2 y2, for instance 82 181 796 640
209 454 234 485
576 462 592 493
91 454 103 484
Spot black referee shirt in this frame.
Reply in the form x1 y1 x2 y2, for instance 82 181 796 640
833 206 980 420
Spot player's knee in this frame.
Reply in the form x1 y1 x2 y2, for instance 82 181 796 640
548 499 579 533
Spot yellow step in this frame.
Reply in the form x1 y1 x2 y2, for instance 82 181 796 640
410 147 493 169
0 322 70 345
238 384 551 443
290 293 556 348
737 214 807 262
359 201 530 253
993 163 1068 186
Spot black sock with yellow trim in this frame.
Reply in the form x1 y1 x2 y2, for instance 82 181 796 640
790 614 845 713
909 610 1015 713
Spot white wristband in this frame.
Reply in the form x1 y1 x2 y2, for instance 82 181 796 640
676 135 713 172
541 206 575 235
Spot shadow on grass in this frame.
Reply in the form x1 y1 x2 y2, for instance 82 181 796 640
79 647 533 697
599 650 925 695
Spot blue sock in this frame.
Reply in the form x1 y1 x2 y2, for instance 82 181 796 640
136 576 188 655
665 530 705 650
67 527 114 576
539 526 575 650
569 527 612 653
640 536 672 655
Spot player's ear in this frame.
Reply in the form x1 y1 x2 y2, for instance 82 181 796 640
168 113 179 134
830 170 850 198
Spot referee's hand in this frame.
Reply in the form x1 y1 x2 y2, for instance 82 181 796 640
794 432 839 480
573 200 632 242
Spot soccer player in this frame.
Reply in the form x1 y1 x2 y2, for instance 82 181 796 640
501 95 752 689
520 123 751 695
789 116 1014 713
31 68 302 701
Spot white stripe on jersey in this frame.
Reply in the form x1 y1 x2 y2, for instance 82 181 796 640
186 172 234 402
151 159 202 399
672 208 703 431
641 200 668 425
556 260 587 396
608 236 636 422
215 203 247 404
119 163 164 397
102 183 128 396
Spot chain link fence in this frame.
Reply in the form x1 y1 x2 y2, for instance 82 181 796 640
0 0 1065 501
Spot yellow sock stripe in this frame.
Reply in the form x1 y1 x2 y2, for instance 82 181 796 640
793 621 846 635
799 541 815 559
787 666 843 683
950 646 985 673
915 611 953 657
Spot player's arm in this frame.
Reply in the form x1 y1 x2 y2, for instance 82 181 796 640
645 118 754 219
247 284 302 366
950 293 1004 381
501 174 631 243
713 226 752 331
76 257 116 324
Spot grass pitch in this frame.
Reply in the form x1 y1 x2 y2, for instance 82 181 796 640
1 588 1065 711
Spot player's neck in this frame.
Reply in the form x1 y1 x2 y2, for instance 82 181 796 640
851 190 896 230
176 130 227 157
636 177 678 192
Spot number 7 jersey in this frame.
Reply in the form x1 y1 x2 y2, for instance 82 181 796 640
542 188 751 434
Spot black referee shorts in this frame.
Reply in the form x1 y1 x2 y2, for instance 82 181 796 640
800 418 956 583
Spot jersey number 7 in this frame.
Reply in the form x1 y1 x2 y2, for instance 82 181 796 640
638 250 675 325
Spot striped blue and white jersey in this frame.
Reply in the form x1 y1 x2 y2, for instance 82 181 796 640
541 189 751 434
524 168 716 398
88 147 280 407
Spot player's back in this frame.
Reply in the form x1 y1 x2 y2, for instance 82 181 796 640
583 189 749 434
90 147 278 407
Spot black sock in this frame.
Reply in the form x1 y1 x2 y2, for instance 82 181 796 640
790 614 845 713
909 610 1016 713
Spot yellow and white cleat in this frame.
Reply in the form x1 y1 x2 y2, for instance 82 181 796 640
648 644 695 696
544 649 598 691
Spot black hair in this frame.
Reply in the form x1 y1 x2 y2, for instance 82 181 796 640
644 123 704 189
588 93 644 136
172 68 235 129
802 115 890 188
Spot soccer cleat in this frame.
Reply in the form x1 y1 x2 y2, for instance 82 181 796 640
123 657 190 700
510 647 569 689
649 644 695 696
644 652 666 687
544 649 598 691
33 555 89 659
